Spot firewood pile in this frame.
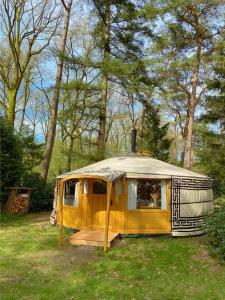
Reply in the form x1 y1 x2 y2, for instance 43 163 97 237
4 188 32 214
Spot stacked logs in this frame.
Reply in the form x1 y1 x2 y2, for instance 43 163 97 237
4 188 31 214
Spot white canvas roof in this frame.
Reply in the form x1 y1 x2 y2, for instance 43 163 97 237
57 155 209 180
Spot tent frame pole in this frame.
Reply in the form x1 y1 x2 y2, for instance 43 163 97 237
59 180 64 247
104 182 112 252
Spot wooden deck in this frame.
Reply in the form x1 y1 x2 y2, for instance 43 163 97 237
69 230 119 247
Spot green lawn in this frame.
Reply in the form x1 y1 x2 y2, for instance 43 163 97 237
0 213 225 300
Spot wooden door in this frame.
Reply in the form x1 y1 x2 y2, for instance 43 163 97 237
90 194 109 229
80 179 114 229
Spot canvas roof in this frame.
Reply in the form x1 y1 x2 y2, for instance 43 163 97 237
57 155 209 181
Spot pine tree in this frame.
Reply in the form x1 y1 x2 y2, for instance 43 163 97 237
139 102 171 161
144 0 224 169
93 0 153 159
196 39 225 196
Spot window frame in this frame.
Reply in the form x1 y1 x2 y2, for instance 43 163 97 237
63 179 78 207
127 178 168 212
92 179 107 195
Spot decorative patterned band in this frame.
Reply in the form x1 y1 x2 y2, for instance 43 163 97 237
171 176 213 234
172 177 213 189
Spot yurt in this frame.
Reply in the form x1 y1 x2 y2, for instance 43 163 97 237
52 146 213 251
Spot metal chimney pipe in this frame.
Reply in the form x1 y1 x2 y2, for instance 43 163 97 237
131 129 137 153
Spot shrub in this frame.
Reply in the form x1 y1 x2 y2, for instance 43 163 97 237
205 198 225 261
213 179 225 199
23 173 54 212
0 118 23 206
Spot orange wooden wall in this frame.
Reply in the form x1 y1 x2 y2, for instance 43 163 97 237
58 178 171 234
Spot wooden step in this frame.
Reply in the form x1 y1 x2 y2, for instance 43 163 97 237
69 229 119 247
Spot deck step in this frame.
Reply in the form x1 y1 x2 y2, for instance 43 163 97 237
69 230 119 247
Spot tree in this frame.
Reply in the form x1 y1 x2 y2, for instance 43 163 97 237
19 63 35 132
41 0 73 181
0 117 48 211
146 0 224 168
20 127 44 173
0 0 60 128
94 0 111 159
93 0 152 159
139 101 171 161
58 62 99 171
195 39 225 196
0 118 23 205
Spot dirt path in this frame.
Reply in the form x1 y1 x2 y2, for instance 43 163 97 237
26 211 99 267
25 211 51 221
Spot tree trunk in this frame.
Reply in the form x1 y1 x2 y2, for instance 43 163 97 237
173 113 178 161
140 105 146 143
97 0 110 160
185 43 201 169
41 0 73 181
7 88 17 128
79 135 83 153
66 136 74 172
19 77 30 132
180 135 186 165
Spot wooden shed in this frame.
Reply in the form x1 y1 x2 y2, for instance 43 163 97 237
53 154 213 251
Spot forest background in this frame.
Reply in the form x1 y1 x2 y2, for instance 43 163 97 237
0 0 224 211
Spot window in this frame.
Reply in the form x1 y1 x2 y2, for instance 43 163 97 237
93 180 107 194
128 179 167 210
137 179 161 208
83 179 88 195
115 179 122 196
63 179 78 206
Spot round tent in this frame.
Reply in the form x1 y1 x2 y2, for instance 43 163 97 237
54 154 213 250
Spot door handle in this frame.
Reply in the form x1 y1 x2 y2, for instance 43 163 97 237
110 200 113 206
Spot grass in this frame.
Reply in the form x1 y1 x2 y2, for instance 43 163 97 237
0 213 225 300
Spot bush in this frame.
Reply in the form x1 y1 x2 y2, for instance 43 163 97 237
0 118 23 205
0 117 50 212
23 173 54 212
213 179 225 199
205 199 225 261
